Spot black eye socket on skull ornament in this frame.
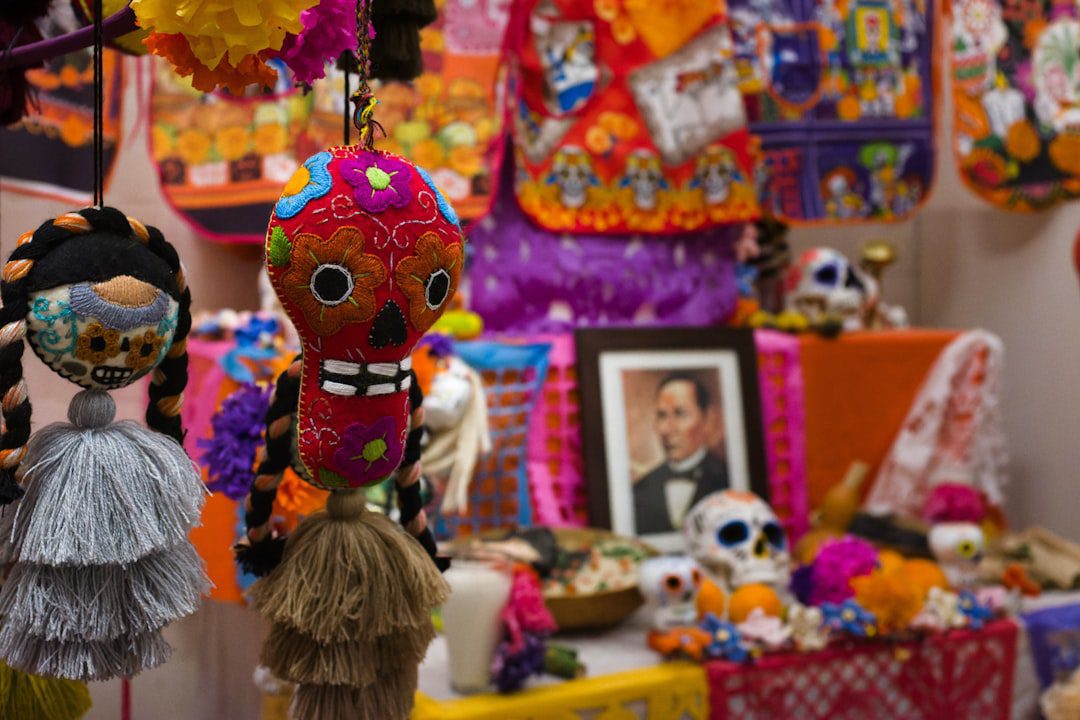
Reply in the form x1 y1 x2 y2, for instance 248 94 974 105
425 268 451 311
310 264 355 306
718 520 750 547
763 521 786 549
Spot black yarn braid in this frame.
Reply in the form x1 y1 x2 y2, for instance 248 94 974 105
236 358 301 577
396 371 448 571
142 223 192 447
0 207 190 503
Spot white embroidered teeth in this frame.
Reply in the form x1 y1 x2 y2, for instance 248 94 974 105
319 357 413 397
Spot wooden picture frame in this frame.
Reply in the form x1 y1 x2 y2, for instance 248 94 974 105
576 327 768 551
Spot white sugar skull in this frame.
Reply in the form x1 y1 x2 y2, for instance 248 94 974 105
785 247 878 329
928 522 985 588
638 556 702 631
684 490 790 590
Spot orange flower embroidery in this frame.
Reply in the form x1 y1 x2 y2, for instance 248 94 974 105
126 330 165 371
281 227 387 336
395 233 463 333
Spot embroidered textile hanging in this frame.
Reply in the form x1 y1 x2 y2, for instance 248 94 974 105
0 46 123 201
949 0 1080 210
149 56 312 243
730 0 938 222
305 0 509 221
507 0 760 234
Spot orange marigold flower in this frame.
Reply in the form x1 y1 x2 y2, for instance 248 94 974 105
612 15 637 44
852 571 922 635
253 123 288 156
584 125 614 155
280 227 387 336
215 126 251 161
395 233 463 333
144 33 277 95
595 0 621 21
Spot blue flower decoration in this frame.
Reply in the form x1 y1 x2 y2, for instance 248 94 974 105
700 613 750 662
275 151 333 219
415 164 460 227
957 591 993 630
822 600 877 638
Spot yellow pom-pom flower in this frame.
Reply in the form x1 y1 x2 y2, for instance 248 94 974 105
132 0 317 68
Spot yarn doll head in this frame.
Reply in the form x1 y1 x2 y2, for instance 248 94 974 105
0 207 192 498
264 146 464 490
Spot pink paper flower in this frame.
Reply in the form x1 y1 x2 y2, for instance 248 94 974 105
924 483 986 524
276 0 358 85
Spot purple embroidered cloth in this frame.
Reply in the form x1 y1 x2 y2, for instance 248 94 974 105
468 155 740 333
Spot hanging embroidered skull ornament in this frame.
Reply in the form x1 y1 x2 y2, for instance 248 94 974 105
266 146 464 489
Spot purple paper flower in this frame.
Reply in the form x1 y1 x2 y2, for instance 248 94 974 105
492 632 546 693
341 153 412 213
417 333 455 359
276 0 357 85
333 416 403 484
198 383 273 500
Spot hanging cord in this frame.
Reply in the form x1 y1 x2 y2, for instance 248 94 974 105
343 60 351 146
92 0 104 207
350 0 383 149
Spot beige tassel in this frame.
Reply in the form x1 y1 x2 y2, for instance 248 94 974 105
250 488 447 720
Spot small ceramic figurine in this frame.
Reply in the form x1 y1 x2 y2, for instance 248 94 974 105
924 483 987 588
683 490 791 596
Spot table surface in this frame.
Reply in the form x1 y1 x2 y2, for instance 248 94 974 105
418 592 1080 719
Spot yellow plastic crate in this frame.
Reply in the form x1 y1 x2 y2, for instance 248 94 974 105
411 662 708 720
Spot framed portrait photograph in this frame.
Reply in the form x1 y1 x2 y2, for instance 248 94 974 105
576 327 767 552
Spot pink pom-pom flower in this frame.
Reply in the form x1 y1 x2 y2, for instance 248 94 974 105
924 483 986 524
276 0 358 85
807 536 879 607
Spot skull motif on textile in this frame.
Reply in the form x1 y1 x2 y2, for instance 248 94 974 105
265 147 464 489
785 247 878 329
683 490 790 590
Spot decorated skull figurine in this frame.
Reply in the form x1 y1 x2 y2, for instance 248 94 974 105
638 556 703 631
684 490 790 591
265 147 464 489
785 247 878 330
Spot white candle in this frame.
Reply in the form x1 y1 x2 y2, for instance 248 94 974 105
441 560 513 694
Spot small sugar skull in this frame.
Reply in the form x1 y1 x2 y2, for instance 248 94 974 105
546 146 598 209
684 490 790 590
638 556 703 631
265 147 464 489
785 247 878 329
619 150 668 211
25 230 182 391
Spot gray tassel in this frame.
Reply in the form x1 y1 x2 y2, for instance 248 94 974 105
0 390 209 681
0 543 209 642
0 629 173 682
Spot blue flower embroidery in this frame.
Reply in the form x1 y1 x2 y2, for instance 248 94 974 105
699 613 750 662
415 165 460 227
275 151 334 219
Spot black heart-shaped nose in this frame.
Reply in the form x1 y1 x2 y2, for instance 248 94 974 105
369 300 408 348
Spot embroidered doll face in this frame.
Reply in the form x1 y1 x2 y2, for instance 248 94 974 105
266 147 464 490
24 232 182 391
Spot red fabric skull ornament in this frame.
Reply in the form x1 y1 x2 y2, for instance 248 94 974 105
265 146 464 489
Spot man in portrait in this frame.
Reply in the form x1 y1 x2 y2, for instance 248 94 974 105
633 372 729 534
